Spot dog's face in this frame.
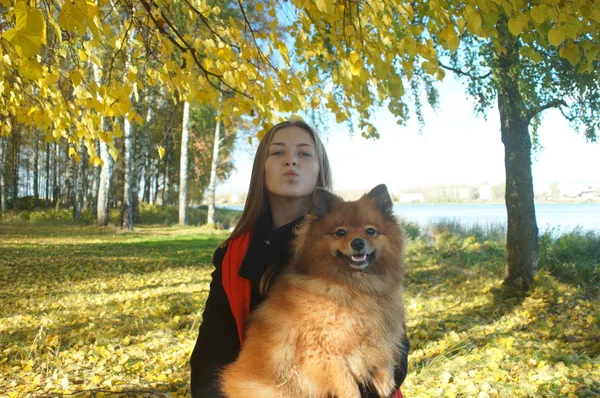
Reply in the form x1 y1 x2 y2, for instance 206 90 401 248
293 185 404 288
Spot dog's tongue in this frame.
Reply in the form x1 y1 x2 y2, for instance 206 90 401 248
351 254 367 262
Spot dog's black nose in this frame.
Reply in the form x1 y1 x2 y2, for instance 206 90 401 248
351 238 366 251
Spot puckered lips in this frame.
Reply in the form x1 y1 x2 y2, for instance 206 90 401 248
336 250 376 271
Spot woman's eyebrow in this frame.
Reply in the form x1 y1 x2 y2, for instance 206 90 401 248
269 142 314 148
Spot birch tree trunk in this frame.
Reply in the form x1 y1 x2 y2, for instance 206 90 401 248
178 101 190 226
45 142 50 207
207 95 223 226
90 141 100 213
142 132 151 203
53 142 58 207
12 131 20 209
92 63 112 226
54 143 62 209
65 145 79 218
75 139 85 219
162 128 173 206
0 136 7 213
120 27 136 230
153 158 159 204
121 115 134 230
63 142 72 207
33 129 39 201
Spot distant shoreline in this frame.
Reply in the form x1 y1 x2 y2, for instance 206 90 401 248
217 200 600 207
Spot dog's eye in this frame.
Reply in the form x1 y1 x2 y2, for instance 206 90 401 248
335 229 346 238
366 228 376 236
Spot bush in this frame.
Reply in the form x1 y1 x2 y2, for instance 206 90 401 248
402 221 420 240
135 203 241 228
6 196 48 211
427 218 506 243
539 228 600 295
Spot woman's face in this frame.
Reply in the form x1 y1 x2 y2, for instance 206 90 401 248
264 126 319 201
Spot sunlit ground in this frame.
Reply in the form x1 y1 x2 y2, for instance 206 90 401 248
0 223 598 397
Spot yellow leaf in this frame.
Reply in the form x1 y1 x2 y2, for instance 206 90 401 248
530 5 547 24
315 0 330 14
508 16 525 36
464 6 482 34
565 16 581 39
70 70 82 86
58 0 87 34
158 146 165 159
559 43 581 66
90 155 103 167
113 122 122 139
440 26 460 52
19 58 43 81
548 28 566 47
350 62 362 76
109 147 119 161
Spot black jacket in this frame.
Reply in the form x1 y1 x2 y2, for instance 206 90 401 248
190 213 410 397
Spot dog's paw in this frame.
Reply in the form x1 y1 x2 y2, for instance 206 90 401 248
370 367 396 398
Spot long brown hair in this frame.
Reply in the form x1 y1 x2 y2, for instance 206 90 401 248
225 120 333 245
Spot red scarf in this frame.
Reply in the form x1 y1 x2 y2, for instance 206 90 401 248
220 229 403 398
222 230 253 344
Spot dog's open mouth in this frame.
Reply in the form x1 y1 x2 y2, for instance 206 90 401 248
336 250 375 271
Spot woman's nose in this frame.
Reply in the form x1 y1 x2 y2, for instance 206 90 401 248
284 154 298 166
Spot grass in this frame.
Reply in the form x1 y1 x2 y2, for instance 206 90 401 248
0 220 598 397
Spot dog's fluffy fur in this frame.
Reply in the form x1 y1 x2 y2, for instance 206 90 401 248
220 185 406 398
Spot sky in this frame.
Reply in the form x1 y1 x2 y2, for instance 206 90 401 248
217 76 600 195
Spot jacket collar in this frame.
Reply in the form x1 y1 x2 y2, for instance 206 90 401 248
238 209 304 284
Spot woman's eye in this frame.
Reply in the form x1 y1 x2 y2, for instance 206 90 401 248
270 151 284 156
366 228 376 236
335 229 346 238
299 152 312 157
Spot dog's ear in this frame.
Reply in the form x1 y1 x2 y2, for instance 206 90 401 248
311 187 338 220
367 184 394 218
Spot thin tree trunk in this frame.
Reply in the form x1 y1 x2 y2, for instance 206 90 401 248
92 61 113 226
207 94 223 226
52 142 61 208
179 101 190 226
63 142 72 207
65 145 78 217
12 131 20 209
45 142 50 207
153 158 159 205
74 139 85 219
90 141 100 213
131 124 140 221
0 136 7 213
33 129 39 201
496 17 538 290
121 115 134 230
142 134 151 203
162 128 173 206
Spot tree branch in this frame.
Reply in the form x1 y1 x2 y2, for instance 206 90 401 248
438 61 492 80
527 99 568 121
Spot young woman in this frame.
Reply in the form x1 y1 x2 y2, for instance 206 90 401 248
189 120 409 397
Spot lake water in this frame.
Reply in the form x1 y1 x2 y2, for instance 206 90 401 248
221 203 600 234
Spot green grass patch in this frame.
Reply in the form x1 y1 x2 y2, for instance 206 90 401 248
0 203 242 230
0 221 598 397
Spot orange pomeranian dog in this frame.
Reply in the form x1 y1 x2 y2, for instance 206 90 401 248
219 184 406 398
